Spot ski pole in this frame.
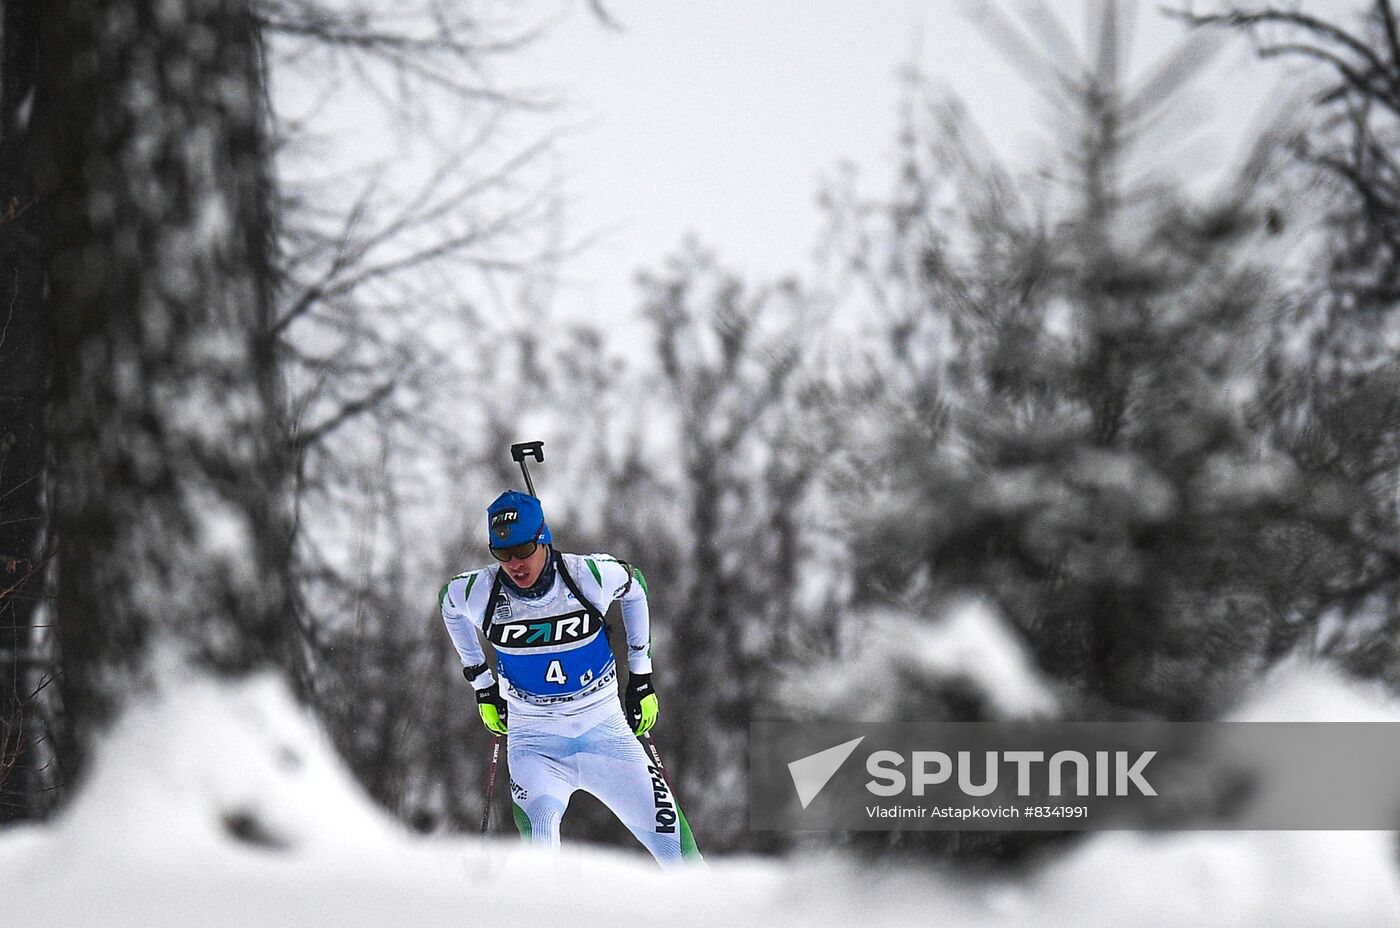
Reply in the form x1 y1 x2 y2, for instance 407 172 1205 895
510 441 544 497
479 440 539 835
641 731 677 798
480 733 502 835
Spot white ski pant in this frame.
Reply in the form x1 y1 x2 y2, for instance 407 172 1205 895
506 700 700 867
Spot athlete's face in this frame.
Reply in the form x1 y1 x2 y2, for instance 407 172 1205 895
502 542 549 587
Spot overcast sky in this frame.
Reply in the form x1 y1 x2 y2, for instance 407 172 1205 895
499 0 1362 330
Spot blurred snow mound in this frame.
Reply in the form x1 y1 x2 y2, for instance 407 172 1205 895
55 670 403 856
1034 829 1400 927
782 598 1058 720
1229 658 1400 723
0 670 775 928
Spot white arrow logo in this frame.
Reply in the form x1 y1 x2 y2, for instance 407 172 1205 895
788 736 866 809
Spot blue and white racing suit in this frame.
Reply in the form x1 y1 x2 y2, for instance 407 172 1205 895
440 550 701 866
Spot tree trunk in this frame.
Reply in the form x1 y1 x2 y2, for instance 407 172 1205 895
0 0 49 823
39 0 300 779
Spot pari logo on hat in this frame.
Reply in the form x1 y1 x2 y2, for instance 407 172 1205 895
486 490 552 548
491 510 519 541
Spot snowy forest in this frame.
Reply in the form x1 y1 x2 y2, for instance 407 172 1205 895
5 0 1400 924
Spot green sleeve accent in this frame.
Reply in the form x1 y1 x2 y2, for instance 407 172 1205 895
441 572 479 611
631 566 649 596
512 801 532 839
585 557 603 585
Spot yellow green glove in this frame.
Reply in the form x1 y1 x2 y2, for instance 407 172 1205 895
625 673 658 736
475 683 508 735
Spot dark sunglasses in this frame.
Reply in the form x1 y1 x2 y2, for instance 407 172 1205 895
489 527 544 563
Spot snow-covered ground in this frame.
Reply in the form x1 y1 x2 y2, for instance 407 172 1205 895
3 662 1399 928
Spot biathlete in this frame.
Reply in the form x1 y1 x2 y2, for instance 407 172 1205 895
439 490 702 866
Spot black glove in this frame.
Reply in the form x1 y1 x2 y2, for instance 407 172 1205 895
625 672 658 736
475 681 508 735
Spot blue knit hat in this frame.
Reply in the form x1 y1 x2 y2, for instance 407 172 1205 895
487 490 552 548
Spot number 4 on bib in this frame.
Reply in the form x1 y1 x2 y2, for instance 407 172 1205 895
546 660 567 684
